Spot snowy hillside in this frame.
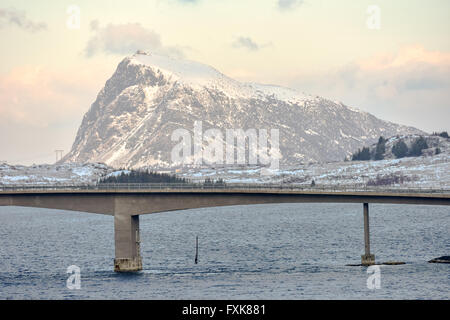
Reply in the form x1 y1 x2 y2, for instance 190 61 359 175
176 152 450 189
0 162 111 186
1 144 448 188
366 134 449 159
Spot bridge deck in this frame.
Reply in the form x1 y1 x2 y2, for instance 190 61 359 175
0 184 449 216
1 188 449 198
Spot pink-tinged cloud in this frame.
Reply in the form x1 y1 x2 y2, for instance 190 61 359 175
358 45 450 71
0 65 105 127
289 45 450 132
0 63 113 164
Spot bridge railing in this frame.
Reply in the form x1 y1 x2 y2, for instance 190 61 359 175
0 183 449 194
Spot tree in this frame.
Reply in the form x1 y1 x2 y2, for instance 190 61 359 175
204 178 226 187
392 140 408 158
99 169 189 184
352 147 371 161
435 147 441 155
409 136 428 157
433 131 449 138
374 136 386 160
439 131 449 139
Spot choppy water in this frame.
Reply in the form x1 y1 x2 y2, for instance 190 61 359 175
0 203 448 299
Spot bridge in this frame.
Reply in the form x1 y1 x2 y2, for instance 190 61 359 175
1 183 449 272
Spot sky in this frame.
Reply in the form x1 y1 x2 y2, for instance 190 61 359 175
0 0 449 164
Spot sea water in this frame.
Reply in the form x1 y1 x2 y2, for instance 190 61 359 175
0 203 448 299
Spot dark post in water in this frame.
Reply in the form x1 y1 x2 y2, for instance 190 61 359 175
361 203 375 265
195 236 198 264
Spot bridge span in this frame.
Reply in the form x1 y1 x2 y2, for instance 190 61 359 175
1 184 449 271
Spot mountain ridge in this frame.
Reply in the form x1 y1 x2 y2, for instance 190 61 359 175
62 51 424 168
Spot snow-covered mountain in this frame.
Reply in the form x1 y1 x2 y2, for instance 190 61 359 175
63 51 423 168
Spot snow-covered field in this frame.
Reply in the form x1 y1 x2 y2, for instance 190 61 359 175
0 163 111 186
175 152 449 189
1 151 448 189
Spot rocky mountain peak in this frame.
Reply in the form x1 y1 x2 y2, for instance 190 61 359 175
62 53 424 169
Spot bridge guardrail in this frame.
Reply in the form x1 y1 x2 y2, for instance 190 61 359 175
0 183 449 194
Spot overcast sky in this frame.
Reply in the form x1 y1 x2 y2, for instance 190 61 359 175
0 0 449 164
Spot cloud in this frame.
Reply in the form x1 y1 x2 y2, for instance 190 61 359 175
289 45 450 132
89 19 99 31
0 64 113 164
232 36 272 52
232 37 259 51
85 22 184 58
341 46 450 97
357 46 450 71
277 0 304 11
0 7 46 32
0 65 104 128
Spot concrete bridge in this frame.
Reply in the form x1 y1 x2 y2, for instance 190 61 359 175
0 184 449 271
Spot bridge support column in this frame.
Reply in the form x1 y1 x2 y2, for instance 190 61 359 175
361 203 375 266
114 213 142 272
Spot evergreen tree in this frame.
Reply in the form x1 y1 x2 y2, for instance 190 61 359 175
432 131 449 138
374 136 386 160
352 147 371 161
409 136 428 156
99 169 189 184
439 131 449 138
392 140 408 158
203 178 226 187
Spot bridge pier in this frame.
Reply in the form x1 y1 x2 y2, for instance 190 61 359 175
114 213 142 272
361 203 375 266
